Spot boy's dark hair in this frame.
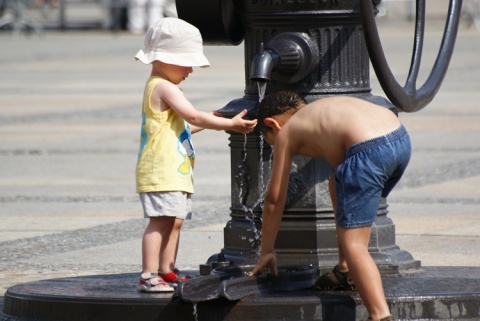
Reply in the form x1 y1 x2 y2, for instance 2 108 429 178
257 90 307 134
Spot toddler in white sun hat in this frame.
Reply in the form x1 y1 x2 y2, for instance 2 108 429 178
134 18 257 292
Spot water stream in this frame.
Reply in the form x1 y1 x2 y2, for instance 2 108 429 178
236 81 272 256
257 81 267 102
192 302 199 321
189 83 271 320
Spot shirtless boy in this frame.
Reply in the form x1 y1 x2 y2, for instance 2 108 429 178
251 90 411 321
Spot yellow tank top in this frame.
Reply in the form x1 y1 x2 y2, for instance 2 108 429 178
135 77 194 193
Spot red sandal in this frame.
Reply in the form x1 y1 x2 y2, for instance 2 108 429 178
159 270 192 287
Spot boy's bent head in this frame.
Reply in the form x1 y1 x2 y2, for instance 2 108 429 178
257 90 306 135
135 17 210 68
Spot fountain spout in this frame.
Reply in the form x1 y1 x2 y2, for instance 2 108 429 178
249 32 319 85
250 43 279 82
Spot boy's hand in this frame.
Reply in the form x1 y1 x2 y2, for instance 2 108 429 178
250 252 278 277
232 109 257 134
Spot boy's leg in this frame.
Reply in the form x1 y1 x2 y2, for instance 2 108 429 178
337 226 391 320
328 173 348 270
159 217 184 273
141 216 175 272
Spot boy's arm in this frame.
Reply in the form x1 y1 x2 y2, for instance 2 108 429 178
159 82 256 133
251 137 293 276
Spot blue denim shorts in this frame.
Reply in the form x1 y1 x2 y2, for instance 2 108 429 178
334 125 411 228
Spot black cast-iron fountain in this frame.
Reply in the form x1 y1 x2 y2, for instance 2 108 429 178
174 0 459 274
3 1 480 321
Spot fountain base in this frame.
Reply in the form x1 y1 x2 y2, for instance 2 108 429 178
2 266 480 321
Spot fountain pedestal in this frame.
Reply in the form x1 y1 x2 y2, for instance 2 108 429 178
2 267 480 320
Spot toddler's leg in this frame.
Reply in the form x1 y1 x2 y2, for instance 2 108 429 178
141 216 175 273
337 226 391 320
159 217 184 273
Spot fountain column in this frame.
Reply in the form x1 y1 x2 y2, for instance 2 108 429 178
177 0 422 273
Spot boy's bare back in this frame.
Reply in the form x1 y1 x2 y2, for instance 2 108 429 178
279 96 401 168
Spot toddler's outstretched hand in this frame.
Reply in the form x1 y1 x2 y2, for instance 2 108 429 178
232 109 257 134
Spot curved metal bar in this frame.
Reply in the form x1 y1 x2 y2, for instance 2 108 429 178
417 0 463 107
360 0 463 112
404 0 425 93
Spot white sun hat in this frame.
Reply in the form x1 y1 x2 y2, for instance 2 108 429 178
135 18 210 68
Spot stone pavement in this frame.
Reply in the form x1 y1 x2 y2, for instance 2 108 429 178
1 13 480 313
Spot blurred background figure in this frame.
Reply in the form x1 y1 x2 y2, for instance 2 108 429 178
127 0 176 34
35 0 59 4
0 0 6 16
103 0 128 30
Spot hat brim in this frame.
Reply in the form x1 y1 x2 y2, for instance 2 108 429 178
135 49 210 68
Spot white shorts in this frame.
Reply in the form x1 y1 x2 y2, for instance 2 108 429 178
139 192 192 220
